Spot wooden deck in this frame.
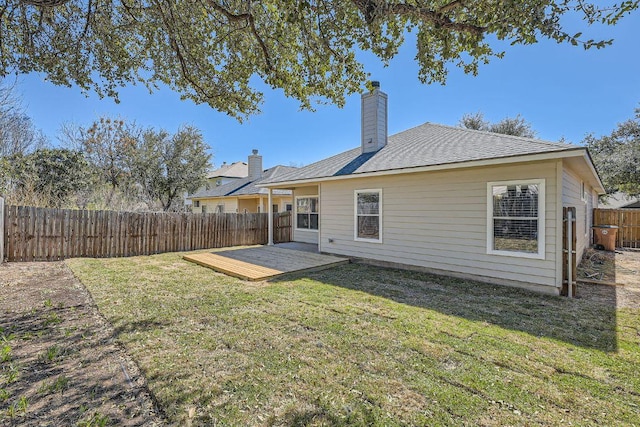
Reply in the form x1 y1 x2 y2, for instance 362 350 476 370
184 245 349 281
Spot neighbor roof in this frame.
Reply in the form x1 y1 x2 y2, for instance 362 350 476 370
598 192 640 209
207 161 248 179
190 165 297 199
261 122 584 185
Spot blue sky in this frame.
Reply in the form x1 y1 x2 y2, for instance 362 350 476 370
16 10 640 170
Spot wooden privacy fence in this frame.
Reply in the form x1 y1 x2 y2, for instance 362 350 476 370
593 208 640 249
1 205 294 262
273 211 292 243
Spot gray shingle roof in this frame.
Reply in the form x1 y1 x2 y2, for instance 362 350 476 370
261 122 582 184
189 165 296 199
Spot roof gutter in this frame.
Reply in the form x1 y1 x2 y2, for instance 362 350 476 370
258 148 588 189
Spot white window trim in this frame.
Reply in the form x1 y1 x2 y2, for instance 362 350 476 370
354 189 383 243
295 195 319 232
486 179 545 260
584 203 589 238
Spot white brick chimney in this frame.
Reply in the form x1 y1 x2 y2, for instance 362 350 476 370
361 81 388 154
248 149 263 179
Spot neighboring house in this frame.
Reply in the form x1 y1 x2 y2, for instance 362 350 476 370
206 161 249 187
598 192 640 209
189 150 295 214
261 82 605 295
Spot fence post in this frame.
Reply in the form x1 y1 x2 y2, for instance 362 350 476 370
0 196 4 263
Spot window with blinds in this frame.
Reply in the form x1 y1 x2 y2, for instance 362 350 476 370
488 180 545 258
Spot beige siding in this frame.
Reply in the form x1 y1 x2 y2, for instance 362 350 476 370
292 186 319 244
562 163 592 262
319 161 560 292
192 197 238 214
238 199 257 213
270 197 292 213
192 196 292 214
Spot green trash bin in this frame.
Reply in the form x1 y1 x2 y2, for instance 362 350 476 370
592 225 619 251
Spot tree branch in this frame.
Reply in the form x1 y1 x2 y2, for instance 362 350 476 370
204 0 273 71
154 0 219 101
351 0 485 35
21 0 71 7
439 0 465 14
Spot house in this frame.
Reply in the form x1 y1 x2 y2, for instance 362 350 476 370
206 160 249 187
260 82 605 295
184 161 248 207
189 150 295 214
598 192 640 209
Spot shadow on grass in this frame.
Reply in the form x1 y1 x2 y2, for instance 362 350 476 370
278 403 362 427
0 307 153 426
272 262 619 352
111 319 172 336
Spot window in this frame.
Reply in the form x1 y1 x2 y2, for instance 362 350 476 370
201 205 207 214
355 189 382 242
272 204 279 213
584 204 588 237
194 200 200 208
487 180 545 259
296 197 319 230
286 204 292 212
216 204 224 214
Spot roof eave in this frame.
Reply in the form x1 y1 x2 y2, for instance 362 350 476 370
583 149 606 195
258 148 586 189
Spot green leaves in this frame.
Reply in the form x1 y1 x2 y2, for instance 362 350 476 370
458 112 537 138
585 108 640 197
130 126 212 211
1 1 637 118
60 117 212 211
1 148 91 208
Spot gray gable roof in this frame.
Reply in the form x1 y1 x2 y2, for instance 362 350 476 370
261 122 581 184
190 165 296 199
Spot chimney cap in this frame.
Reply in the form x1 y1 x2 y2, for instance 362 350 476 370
371 81 380 88
252 149 259 155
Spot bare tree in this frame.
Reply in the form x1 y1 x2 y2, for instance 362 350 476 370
60 116 140 205
0 80 47 157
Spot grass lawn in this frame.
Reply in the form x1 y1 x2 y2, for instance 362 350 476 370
66 251 640 426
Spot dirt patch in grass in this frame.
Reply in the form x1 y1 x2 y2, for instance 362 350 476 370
577 248 640 308
0 261 163 426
